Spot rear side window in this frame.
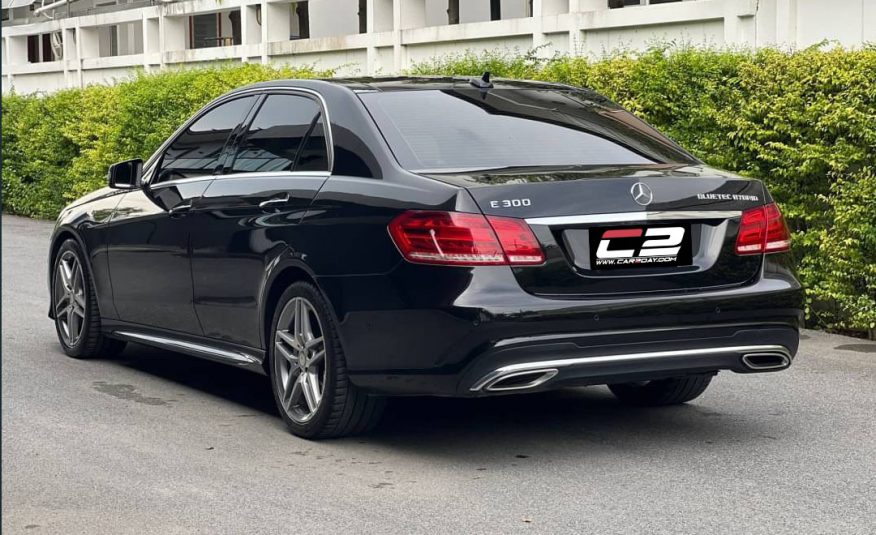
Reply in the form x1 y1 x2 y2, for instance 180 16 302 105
359 89 698 172
157 96 257 183
231 94 329 173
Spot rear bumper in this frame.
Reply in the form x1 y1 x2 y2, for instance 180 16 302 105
463 328 795 394
349 323 798 396
319 256 802 397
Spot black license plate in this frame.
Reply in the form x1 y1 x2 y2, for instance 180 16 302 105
589 224 692 269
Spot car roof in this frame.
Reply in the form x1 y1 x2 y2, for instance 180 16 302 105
236 76 587 94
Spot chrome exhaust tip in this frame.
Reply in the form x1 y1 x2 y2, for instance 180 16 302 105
481 368 559 392
741 352 791 371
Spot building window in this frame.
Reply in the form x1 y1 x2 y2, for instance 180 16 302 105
434 0 529 24
190 11 241 49
109 26 118 57
27 35 39 63
448 0 459 24
609 0 682 7
191 14 219 48
292 1 310 39
26 32 63 63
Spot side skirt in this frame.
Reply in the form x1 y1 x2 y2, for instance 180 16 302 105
103 320 267 375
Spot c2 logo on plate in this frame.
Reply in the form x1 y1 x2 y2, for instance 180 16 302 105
590 225 691 268
596 227 685 258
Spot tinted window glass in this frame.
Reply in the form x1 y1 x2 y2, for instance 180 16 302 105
360 89 697 172
157 96 256 183
231 94 329 173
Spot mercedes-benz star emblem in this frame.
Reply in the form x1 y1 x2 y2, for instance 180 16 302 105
630 182 653 206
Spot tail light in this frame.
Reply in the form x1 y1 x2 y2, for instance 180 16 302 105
735 203 791 255
388 211 545 266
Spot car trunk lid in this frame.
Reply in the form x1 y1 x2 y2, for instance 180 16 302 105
422 164 767 297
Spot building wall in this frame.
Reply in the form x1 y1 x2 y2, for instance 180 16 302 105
310 0 360 38
2 0 874 94
581 19 726 55
795 0 871 48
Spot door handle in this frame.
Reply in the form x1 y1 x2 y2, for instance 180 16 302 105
169 201 192 217
258 193 291 212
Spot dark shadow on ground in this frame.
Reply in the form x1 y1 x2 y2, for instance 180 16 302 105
105 343 277 416
101 342 787 461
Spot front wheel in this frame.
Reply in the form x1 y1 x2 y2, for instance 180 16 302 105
608 374 713 406
52 239 126 359
268 282 385 439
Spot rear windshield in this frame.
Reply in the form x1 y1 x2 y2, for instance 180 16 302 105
359 88 698 172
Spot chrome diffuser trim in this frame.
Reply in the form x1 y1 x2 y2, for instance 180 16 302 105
114 331 260 366
470 344 791 392
525 210 742 226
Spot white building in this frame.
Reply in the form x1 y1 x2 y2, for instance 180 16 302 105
2 0 874 94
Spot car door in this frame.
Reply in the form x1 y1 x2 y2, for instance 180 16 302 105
106 95 259 334
188 91 332 348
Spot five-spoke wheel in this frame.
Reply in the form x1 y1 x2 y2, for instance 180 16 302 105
51 239 126 358
268 282 385 439
53 250 87 347
274 297 327 423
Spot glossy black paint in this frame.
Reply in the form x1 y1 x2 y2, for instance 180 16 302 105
107 180 211 334
49 77 803 396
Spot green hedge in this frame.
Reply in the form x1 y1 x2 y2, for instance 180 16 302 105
1 63 331 217
2 47 874 335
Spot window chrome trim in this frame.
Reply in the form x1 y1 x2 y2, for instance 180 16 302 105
144 86 334 187
148 171 332 191
210 170 332 182
147 175 216 190
525 210 742 226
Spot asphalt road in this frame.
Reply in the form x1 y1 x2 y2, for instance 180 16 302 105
2 214 875 534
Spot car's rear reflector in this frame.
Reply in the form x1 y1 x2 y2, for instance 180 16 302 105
389 211 545 266
735 203 791 255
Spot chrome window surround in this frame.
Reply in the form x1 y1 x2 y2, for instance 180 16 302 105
148 171 331 191
144 86 334 189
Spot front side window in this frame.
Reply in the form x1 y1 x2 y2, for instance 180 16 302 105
156 96 257 183
230 94 329 174
359 89 698 173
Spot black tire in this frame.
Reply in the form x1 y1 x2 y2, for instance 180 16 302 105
52 239 127 359
608 374 713 406
268 282 385 439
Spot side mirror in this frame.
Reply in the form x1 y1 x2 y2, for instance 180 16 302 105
107 159 143 189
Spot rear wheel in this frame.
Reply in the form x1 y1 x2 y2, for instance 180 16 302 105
268 282 385 439
52 239 126 359
608 374 713 406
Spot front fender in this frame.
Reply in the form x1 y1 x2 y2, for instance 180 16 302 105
48 189 125 320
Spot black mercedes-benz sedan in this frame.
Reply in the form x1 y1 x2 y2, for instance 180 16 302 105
48 76 802 438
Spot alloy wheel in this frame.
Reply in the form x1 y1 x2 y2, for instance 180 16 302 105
273 297 327 423
53 250 87 347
